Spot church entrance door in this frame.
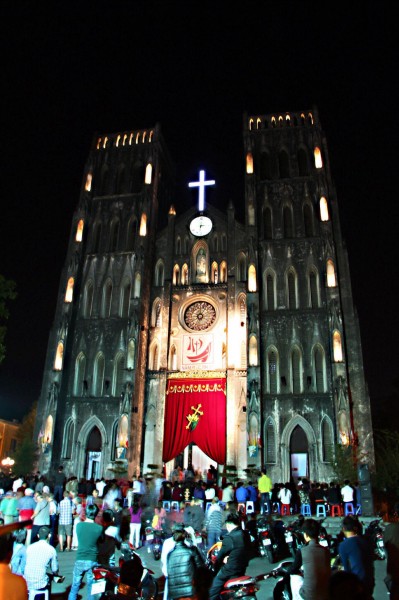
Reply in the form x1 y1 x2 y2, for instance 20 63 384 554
290 425 308 481
85 426 102 480
165 444 217 481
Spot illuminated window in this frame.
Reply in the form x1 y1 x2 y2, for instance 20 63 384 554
278 150 290 178
326 260 336 287
211 262 218 284
278 116 284 127
300 113 306 125
127 340 135 369
291 348 302 393
260 151 272 180
139 213 147 236
303 204 314 236
249 335 258 366
54 342 64 371
145 163 152 184
44 415 53 444
314 146 323 168
93 353 105 396
65 277 74 303
320 197 330 221
112 353 125 396
85 173 92 192
266 418 276 463
308 112 314 125
264 206 272 238
333 331 343 362
182 264 188 285
173 264 180 285
149 130 154 142
83 281 94 318
286 114 291 126
134 273 141 298
287 270 298 309
283 205 293 238
248 265 257 292
313 345 326 392
249 118 254 130
73 352 86 396
246 152 254 174
116 135 121 147
266 272 275 310
256 118 261 129
220 261 227 283
102 280 113 317
120 281 131 317
76 219 84 242
271 116 276 128
298 148 309 176
309 270 319 308
119 414 129 448
267 349 278 393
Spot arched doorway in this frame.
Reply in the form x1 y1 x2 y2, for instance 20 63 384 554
86 426 102 480
290 425 308 482
166 443 217 481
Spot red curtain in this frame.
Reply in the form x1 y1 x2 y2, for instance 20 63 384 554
163 377 226 465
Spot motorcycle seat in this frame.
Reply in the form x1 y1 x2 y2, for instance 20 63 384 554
224 575 254 588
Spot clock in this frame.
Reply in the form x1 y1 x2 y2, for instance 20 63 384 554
189 215 213 237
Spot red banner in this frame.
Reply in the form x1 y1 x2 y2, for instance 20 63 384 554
163 377 226 465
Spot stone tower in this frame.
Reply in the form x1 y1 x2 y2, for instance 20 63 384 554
35 109 374 483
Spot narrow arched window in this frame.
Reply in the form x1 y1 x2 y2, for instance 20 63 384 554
291 348 302 393
249 335 258 366
102 280 113 317
83 281 94 318
120 282 131 317
127 340 135 370
155 261 164 286
176 237 181 255
322 418 333 462
169 345 177 370
303 204 314 236
73 353 86 396
314 346 325 392
181 264 188 285
246 152 254 174
213 235 219 252
149 343 159 370
139 213 147 236
266 273 275 310
333 331 343 362
126 218 137 251
283 206 293 238
314 146 323 168
173 264 180 285
54 341 64 371
92 223 102 253
297 148 309 176
268 350 278 394
134 273 141 298
113 353 125 396
93 353 105 396
85 173 92 192
145 163 152 184
278 150 290 178
111 420 119 460
109 219 120 252
211 262 218 284
326 259 336 287
260 152 272 180
65 277 74 303
237 254 247 282
152 299 162 327
287 271 297 309
248 265 257 292
309 270 319 308
264 206 273 238
75 219 84 242
320 197 330 221
266 419 276 463
221 234 227 251
220 261 227 283
62 419 74 459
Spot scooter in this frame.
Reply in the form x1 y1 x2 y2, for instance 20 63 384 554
267 560 295 600
364 518 386 559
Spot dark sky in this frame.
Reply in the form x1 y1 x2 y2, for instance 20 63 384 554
0 2 397 423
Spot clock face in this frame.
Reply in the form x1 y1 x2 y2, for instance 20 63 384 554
189 215 213 237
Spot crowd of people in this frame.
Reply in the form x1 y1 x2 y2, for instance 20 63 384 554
0 465 398 599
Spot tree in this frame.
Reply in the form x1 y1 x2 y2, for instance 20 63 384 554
373 429 399 494
0 274 17 364
332 444 358 483
13 403 39 476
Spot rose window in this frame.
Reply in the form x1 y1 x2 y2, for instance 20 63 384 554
184 301 216 331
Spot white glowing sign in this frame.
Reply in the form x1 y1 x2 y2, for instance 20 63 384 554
188 169 215 212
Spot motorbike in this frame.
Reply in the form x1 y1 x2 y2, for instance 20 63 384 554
282 523 297 558
288 517 306 554
364 518 386 559
152 529 165 561
257 516 279 562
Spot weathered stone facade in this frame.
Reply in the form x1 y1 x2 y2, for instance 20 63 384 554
35 109 374 482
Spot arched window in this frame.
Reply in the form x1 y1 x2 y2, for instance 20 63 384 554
75 219 84 242
111 420 119 460
291 347 302 393
267 349 278 394
139 213 147 236
249 336 258 366
151 299 162 327
297 148 309 176
145 162 152 184
169 345 177 370
309 270 319 308
221 234 227 251
65 277 74 303
303 204 314 236
85 173 92 192
93 353 105 396
248 265 257 292
120 281 131 317
211 262 218 284
127 339 135 369
109 219 120 252
83 280 94 318
220 261 227 283
313 345 326 392
112 353 125 396
173 264 180 285
119 415 129 449
92 223 102 253
62 419 74 459
278 150 290 178
333 331 343 362
322 417 334 462
44 415 53 444
73 352 86 396
264 206 273 238
320 197 330 221
287 270 297 309
314 146 323 169
133 273 141 298
181 264 189 285
246 152 254 174
266 272 276 310
126 218 137 251
176 237 181 255
102 280 113 317
283 205 294 238
155 261 164 286
265 418 276 463
326 259 336 287
237 253 247 282
54 341 64 371
260 151 272 180
149 342 159 370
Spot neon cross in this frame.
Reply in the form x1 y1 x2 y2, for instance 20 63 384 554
188 170 215 212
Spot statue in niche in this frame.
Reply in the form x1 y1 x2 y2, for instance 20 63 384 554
330 299 342 329
196 248 206 276
335 376 349 411
122 381 133 407
248 413 259 457
248 303 258 332
48 382 59 406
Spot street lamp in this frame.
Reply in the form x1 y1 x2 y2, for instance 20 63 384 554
1 457 15 473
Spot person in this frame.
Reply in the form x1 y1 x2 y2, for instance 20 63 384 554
221 483 234 504
0 490 18 524
54 466 66 503
17 488 36 527
167 523 204 600
278 483 292 514
204 497 223 550
152 501 167 531
0 534 28 600
68 503 103 600
383 520 399 599
208 512 251 600
31 492 50 543
258 469 272 514
98 509 121 567
71 496 83 550
24 525 59 597
339 515 374 598
58 490 74 551
341 480 355 511
129 500 143 548
235 482 249 506
10 529 27 576
326 481 342 510
183 498 205 531
96 477 107 498
286 518 331 600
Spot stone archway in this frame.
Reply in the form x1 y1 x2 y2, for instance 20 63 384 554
280 415 317 482
76 416 108 479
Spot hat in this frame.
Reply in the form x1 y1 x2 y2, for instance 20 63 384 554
25 488 34 496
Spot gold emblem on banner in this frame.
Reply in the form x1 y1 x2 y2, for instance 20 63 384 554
186 404 204 430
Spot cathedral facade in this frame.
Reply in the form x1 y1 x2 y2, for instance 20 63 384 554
35 109 374 483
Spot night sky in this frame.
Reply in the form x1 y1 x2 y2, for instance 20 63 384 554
0 3 397 425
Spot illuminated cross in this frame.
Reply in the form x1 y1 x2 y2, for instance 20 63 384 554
188 170 215 212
